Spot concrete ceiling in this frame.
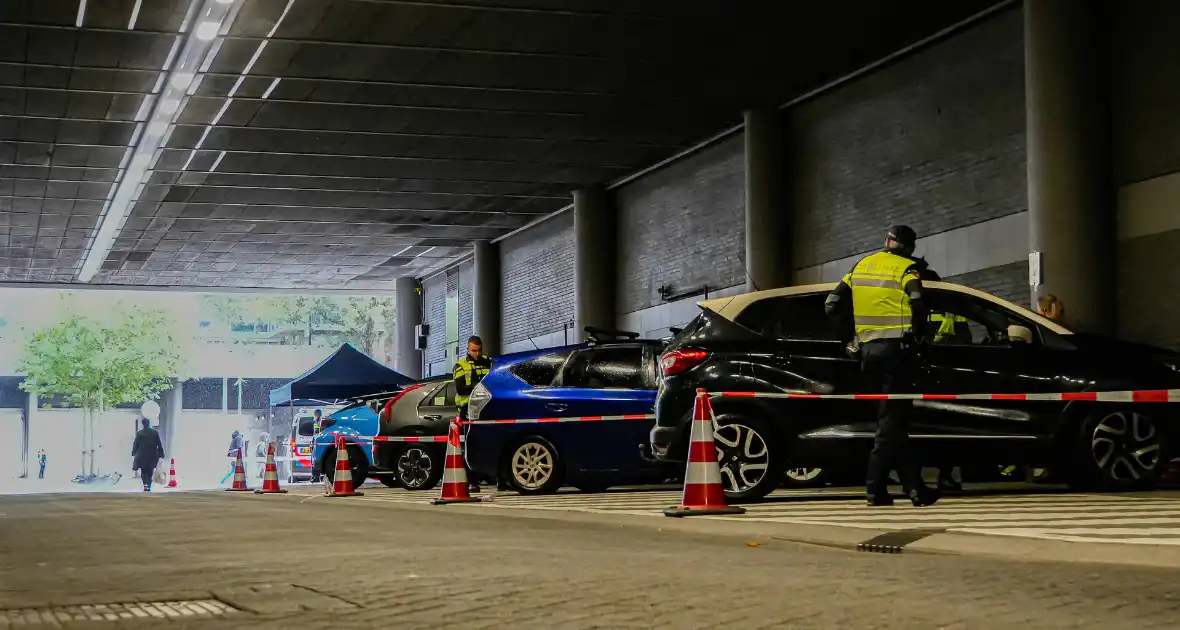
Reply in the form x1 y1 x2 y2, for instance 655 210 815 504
0 0 1002 290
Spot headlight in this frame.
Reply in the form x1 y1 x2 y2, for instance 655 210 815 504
467 382 492 420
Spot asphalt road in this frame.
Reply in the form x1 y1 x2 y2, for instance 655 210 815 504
1 490 1180 629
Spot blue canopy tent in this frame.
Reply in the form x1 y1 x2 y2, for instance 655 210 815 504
268 343 415 408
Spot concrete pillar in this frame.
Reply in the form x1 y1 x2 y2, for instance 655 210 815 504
473 240 502 356
394 276 423 379
159 378 182 459
744 108 791 292
1025 0 1114 333
573 186 616 337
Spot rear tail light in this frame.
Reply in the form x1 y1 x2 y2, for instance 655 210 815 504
661 349 709 377
467 382 492 420
381 383 426 414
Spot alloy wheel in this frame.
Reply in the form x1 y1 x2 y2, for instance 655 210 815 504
785 468 823 482
713 423 770 493
511 442 554 490
1090 411 1163 482
396 447 434 489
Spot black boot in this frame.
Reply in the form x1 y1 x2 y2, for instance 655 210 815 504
866 493 894 507
908 486 940 507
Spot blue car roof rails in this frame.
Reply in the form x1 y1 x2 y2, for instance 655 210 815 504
584 326 641 346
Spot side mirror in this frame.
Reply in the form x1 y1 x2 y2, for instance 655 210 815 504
1007 325 1033 344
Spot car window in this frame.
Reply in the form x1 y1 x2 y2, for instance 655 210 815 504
561 347 646 389
297 418 315 437
924 291 1038 346
416 381 451 407
509 351 572 387
734 294 839 341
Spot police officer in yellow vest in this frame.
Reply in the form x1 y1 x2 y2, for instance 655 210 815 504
825 225 940 507
454 335 492 407
454 335 492 492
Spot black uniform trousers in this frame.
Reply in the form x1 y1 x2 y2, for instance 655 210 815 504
861 338 922 494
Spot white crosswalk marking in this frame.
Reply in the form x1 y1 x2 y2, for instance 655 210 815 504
279 484 1180 545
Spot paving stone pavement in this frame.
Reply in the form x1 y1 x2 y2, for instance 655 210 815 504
1 490 1180 629
288 483 1180 546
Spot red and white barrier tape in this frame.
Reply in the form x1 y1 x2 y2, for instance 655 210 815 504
465 413 655 425
330 435 451 443
713 389 1180 403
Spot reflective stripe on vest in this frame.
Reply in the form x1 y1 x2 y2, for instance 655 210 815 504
455 357 490 405
931 312 968 342
844 251 917 344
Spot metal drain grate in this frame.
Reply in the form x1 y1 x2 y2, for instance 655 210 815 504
0 600 237 625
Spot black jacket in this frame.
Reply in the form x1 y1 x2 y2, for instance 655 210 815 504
131 428 165 470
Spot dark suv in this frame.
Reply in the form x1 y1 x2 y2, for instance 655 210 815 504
652 282 1180 501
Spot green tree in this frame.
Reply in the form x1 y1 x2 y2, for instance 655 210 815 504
202 294 394 358
18 308 181 477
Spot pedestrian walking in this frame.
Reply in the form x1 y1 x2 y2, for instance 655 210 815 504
37 449 46 479
825 225 940 507
131 418 165 492
220 430 245 485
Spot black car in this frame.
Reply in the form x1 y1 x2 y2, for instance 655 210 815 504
652 281 1180 500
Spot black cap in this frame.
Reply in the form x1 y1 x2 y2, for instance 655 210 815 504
887 225 917 247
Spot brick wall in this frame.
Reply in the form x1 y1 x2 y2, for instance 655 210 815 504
500 212 575 345
788 8 1026 270
1113 0 1180 185
613 134 746 314
944 261 1029 309
458 260 473 344
422 272 447 365
1119 229 1180 350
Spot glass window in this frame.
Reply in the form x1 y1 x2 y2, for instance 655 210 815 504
508 351 571 387
296 418 316 437
735 294 840 341
923 291 1036 346
561 347 645 389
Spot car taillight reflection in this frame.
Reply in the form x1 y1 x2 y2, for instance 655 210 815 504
660 349 709 377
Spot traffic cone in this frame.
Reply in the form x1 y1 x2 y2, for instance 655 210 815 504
254 442 287 494
432 420 480 505
665 389 746 517
166 458 178 488
325 436 363 497
225 448 250 492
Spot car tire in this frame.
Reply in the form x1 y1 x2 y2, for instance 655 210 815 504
504 436 564 495
378 477 400 488
1068 408 1170 491
393 444 445 491
321 444 370 488
712 413 784 502
782 467 828 489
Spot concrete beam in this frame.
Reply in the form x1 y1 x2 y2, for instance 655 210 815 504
473 240 502 355
744 108 791 292
573 186 617 336
394 276 424 379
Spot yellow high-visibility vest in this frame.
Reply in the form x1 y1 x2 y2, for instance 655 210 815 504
454 357 490 405
930 312 968 343
843 251 921 344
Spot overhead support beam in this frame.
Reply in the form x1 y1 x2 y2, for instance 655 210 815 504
472 240 502 356
394 276 423 380
1024 0 1113 334
0 197 552 216
159 147 634 170
743 108 791 292
217 35 653 63
573 186 616 336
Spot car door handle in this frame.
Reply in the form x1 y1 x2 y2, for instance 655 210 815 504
423 415 443 421
545 403 568 413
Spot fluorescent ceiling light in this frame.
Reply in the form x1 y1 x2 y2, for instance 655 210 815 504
215 0 234 3
195 20 221 41
75 0 88 27
170 72 195 90
159 97 180 115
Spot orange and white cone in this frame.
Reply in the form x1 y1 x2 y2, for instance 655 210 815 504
665 389 746 517
166 458 178 488
225 448 250 492
254 442 287 494
432 420 480 505
325 436 363 497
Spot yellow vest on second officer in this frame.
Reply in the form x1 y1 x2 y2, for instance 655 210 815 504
843 251 921 344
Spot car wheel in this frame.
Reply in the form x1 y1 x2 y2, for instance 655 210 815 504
378 477 400 488
1071 408 1170 491
712 414 783 501
506 436 563 495
782 467 828 489
321 444 370 488
394 445 444 490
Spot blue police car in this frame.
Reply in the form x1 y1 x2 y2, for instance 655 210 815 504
464 330 675 494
